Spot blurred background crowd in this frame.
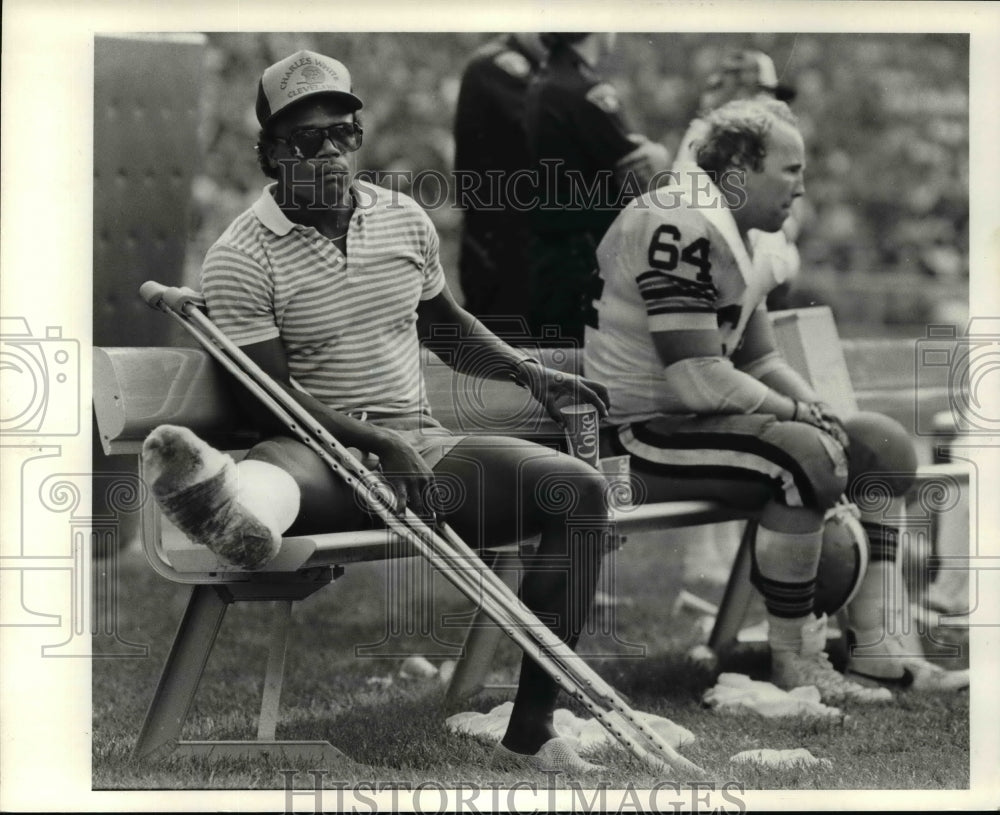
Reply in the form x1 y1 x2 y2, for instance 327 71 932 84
183 31 969 339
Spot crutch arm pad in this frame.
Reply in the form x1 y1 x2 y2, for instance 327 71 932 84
139 280 169 309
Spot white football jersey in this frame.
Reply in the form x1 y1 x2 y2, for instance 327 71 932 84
584 179 779 422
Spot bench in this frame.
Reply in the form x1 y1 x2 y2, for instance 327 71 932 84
93 306 965 763
93 343 756 764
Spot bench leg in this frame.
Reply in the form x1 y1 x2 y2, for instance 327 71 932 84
134 583 358 767
445 551 522 704
257 600 293 741
133 584 229 760
708 519 758 653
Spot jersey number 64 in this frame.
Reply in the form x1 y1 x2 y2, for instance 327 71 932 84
647 225 713 282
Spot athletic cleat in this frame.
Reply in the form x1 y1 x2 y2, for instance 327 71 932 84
491 737 606 774
847 628 970 692
771 615 893 705
773 650 894 705
905 659 970 692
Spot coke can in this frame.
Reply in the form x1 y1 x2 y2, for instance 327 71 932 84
559 404 599 468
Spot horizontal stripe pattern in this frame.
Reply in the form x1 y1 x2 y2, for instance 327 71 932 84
861 522 899 563
636 270 718 322
752 573 817 618
202 182 444 414
619 423 808 507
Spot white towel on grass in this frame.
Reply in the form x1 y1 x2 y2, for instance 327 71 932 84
730 748 832 769
703 673 842 719
446 701 696 752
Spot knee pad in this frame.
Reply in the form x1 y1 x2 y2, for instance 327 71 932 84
768 421 848 511
844 412 917 497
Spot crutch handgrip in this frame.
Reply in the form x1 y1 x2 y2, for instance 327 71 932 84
139 280 169 309
162 285 207 313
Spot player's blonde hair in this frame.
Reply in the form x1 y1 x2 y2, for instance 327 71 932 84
695 98 798 177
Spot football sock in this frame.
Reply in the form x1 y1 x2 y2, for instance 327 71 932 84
143 425 300 569
862 521 899 564
846 522 901 633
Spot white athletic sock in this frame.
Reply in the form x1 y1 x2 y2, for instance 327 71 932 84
143 425 300 569
846 512 904 635
752 525 823 619
846 559 897 634
767 612 815 654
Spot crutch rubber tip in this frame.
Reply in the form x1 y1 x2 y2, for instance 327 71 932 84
139 280 167 308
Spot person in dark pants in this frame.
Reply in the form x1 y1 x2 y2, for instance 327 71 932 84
524 32 670 347
453 34 545 339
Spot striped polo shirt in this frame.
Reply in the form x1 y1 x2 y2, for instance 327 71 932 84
201 180 445 415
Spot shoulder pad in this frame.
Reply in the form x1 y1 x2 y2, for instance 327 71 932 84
493 50 532 79
585 82 621 114
641 193 712 235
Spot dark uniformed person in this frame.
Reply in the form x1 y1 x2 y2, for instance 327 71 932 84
524 32 670 346
453 34 545 336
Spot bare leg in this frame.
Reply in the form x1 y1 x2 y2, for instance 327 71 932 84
244 435 371 534
433 437 610 755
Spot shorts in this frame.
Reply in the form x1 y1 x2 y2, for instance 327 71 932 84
366 413 465 469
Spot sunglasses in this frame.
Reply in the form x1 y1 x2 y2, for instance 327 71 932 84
274 122 364 158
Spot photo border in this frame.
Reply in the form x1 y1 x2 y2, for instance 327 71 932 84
2 1 998 811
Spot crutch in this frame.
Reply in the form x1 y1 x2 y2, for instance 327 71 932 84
140 281 706 778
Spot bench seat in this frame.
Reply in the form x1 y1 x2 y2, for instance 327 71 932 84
93 305 966 763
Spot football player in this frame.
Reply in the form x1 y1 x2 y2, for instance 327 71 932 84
585 97 968 699
672 50 801 589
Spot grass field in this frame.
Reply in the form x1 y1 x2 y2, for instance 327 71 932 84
92 528 969 792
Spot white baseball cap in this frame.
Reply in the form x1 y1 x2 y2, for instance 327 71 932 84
722 50 796 101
